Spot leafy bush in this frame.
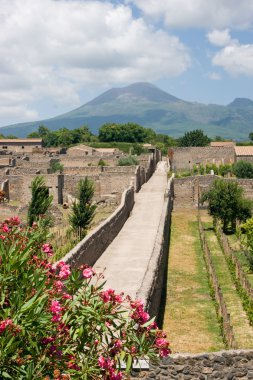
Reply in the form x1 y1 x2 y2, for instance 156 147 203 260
205 163 219 175
118 156 139 166
50 161 64 173
219 164 232 177
0 218 170 379
98 158 106 167
233 160 253 178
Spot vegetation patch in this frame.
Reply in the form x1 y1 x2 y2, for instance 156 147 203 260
162 209 224 353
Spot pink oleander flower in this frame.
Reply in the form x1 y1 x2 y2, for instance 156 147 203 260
41 336 55 345
110 370 123 380
2 224 9 233
0 235 5 240
54 280 64 292
130 299 144 309
50 300 62 314
42 243 53 257
57 261 71 280
62 292 72 300
51 314 61 323
0 319 13 334
82 267 94 279
155 338 168 348
98 356 114 370
10 216 21 225
159 348 171 358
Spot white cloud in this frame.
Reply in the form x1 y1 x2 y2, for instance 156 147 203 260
129 0 253 29
207 72 221 80
0 0 191 126
207 29 234 47
212 44 253 76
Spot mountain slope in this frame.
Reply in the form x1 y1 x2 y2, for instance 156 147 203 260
1 83 253 139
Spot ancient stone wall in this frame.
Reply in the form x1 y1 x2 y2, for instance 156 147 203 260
171 147 235 171
136 350 253 379
59 155 120 167
174 175 253 208
56 186 135 268
136 176 173 318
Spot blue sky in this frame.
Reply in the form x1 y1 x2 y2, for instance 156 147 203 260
1 0 253 127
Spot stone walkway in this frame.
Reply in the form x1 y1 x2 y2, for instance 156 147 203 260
94 161 168 299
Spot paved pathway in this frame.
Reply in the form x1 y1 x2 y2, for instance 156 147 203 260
94 161 168 299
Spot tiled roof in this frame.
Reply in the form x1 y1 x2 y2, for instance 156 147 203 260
0 139 42 143
210 141 235 147
234 146 253 156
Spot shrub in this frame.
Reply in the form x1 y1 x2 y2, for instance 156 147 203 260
50 161 64 173
233 160 253 178
118 156 139 166
98 158 106 167
0 218 170 379
219 164 232 177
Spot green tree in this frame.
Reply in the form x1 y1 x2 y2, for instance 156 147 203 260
99 123 148 143
27 176 53 226
249 132 253 141
178 129 210 147
201 179 252 232
27 131 40 138
69 178 96 239
233 160 253 178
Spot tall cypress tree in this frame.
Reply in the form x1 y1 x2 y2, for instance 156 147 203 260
69 178 96 239
27 176 53 226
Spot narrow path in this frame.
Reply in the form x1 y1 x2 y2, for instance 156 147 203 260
203 214 253 349
94 161 168 299
163 209 224 353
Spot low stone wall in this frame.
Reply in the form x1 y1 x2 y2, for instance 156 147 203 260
58 186 135 268
138 350 253 379
136 176 173 317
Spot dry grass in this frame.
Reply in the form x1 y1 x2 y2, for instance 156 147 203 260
163 208 224 353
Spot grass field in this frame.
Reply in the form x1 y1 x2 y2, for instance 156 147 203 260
162 209 224 353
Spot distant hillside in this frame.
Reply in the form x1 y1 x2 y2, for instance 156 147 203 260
1 82 253 140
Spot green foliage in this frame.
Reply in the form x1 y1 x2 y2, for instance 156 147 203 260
131 143 146 155
27 125 95 148
49 160 64 173
98 158 106 167
233 160 253 178
118 155 139 166
99 123 148 143
249 132 253 141
178 129 210 147
206 163 219 175
0 218 169 379
27 176 53 227
240 218 253 271
69 178 96 239
201 179 252 232
219 164 232 177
